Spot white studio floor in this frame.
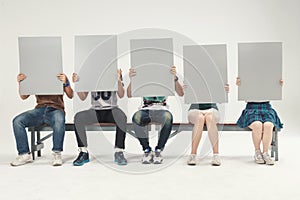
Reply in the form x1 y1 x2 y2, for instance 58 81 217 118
0 130 299 200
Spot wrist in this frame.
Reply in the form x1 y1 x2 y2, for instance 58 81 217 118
64 79 70 87
174 76 178 82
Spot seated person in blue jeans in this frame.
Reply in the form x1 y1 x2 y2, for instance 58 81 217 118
11 73 73 167
127 66 184 164
72 69 127 166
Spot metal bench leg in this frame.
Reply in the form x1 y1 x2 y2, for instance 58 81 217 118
31 130 36 160
37 131 41 157
271 131 275 158
275 130 279 161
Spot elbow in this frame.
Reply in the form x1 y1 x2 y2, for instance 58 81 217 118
118 93 125 98
68 93 74 99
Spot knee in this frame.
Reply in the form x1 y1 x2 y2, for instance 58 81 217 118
114 109 127 122
74 113 81 124
188 112 204 125
163 111 173 124
251 121 263 131
132 111 142 125
264 122 274 130
205 114 213 123
196 114 205 125
12 115 24 127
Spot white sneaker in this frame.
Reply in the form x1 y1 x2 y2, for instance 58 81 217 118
254 150 265 164
153 149 163 164
52 152 63 166
211 154 221 166
141 150 153 164
10 153 33 166
262 152 274 165
187 154 197 166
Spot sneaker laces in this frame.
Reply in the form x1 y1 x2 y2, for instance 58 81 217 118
255 150 263 159
53 152 61 160
188 154 196 161
263 153 272 161
16 154 29 161
117 152 125 159
16 155 25 161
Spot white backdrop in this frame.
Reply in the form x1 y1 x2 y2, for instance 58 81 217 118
0 0 299 154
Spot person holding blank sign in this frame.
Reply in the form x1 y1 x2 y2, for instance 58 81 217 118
72 69 128 166
236 78 283 165
11 72 73 167
186 84 229 166
127 66 184 164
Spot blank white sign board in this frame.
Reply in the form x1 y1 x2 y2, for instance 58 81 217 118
130 38 174 97
184 44 228 103
18 37 63 95
238 42 282 101
75 35 118 92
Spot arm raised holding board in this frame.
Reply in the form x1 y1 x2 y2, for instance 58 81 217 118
11 71 73 167
71 68 128 166
127 65 184 164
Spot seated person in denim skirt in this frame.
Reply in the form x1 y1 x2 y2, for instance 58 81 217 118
127 66 184 164
236 77 283 165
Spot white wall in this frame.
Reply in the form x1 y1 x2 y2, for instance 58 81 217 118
1 0 299 153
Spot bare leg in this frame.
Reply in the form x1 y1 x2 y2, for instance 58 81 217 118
188 110 205 155
249 121 263 151
262 122 274 153
205 113 219 154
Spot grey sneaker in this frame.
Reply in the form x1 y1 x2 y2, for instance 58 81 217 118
10 153 33 166
262 152 274 165
187 154 197 166
254 150 265 164
142 149 153 164
52 152 63 166
114 151 127 165
211 154 221 166
153 149 163 164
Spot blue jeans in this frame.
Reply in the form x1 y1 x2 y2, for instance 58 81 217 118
12 106 65 155
132 109 173 151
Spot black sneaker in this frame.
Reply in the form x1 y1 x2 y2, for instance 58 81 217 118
73 151 89 166
114 151 127 165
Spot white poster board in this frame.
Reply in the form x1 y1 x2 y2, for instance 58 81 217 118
18 37 63 95
75 35 118 92
238 42 282 101
183 44 228 103
130 38 174 97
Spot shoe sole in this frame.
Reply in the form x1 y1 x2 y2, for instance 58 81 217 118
153 160 163 164
114 160 127 165
265 162 274 165
142 161 152 164
211 163 221 166
10 160 33 167
255 160 265 164
73 159 90 166
187 162 196 166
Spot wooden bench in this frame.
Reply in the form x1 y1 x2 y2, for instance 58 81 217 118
28 123 281 161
